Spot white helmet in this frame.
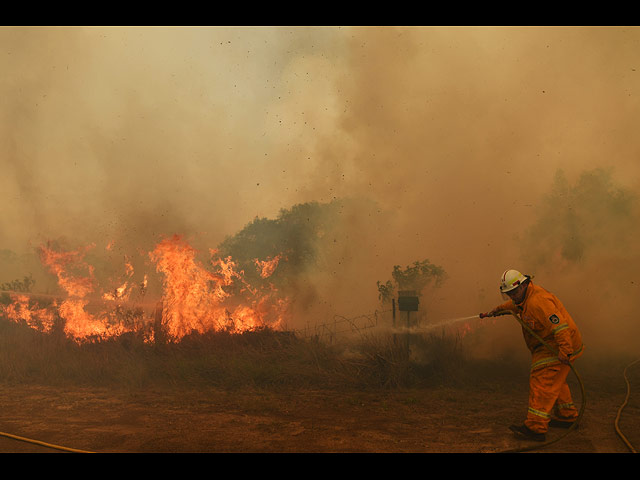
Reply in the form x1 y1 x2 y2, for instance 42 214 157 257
500 269 529 293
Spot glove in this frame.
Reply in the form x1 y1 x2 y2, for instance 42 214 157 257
558 351 572 365
479 308 507 318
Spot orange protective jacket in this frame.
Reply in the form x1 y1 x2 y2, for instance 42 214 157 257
494 281 584 370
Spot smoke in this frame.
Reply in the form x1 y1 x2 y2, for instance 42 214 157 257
1 26 640 355
323 27 640 357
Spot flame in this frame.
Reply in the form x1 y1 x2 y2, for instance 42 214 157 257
140 274 148 294
102 258 135 301
38 242 96 298
1 293 56 332
37 242 134 341
150 235 288 341
1 235 290 344
254 254 282 279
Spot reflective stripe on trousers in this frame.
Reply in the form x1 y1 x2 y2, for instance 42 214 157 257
525 363 578 434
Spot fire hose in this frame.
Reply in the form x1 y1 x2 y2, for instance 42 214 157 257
485 310 587 453
614 358 640 453
0 430 93 453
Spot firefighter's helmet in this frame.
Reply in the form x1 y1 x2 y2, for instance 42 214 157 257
500 269 528 293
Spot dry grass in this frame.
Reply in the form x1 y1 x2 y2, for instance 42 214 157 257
0 318 527 391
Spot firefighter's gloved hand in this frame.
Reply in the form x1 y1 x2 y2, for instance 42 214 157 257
558 351 571 365
480 309 504 318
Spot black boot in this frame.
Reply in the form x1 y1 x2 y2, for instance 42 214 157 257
509 424 546 442
549 417 576 429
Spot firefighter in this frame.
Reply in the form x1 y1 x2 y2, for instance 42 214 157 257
480 269 584 442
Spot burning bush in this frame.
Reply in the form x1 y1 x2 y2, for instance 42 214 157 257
0 234 290 345
150 234 289 341
216 200 346 295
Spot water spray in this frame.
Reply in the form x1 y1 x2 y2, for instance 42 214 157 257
389 314 482 334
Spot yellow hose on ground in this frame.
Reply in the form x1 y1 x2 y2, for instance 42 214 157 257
496 311 587 453
614 358 640 453
0 430 93 453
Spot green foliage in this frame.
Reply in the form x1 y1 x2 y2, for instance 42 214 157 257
522 167 636 267
216 199 345 297
0 274 36 305
376 280 394 303
0 274 35 293
391 260 447 291
377 260 447 303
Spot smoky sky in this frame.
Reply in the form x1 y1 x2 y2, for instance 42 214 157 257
2 26 640 354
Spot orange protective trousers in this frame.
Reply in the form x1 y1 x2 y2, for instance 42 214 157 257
525 363 578 433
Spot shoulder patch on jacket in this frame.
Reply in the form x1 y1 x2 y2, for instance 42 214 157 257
549 314 560 324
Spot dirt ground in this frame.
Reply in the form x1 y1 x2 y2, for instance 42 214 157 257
0 365 638 455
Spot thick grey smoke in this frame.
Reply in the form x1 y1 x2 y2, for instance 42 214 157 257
1 26 639 354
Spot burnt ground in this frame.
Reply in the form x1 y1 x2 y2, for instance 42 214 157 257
0 363 638 455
